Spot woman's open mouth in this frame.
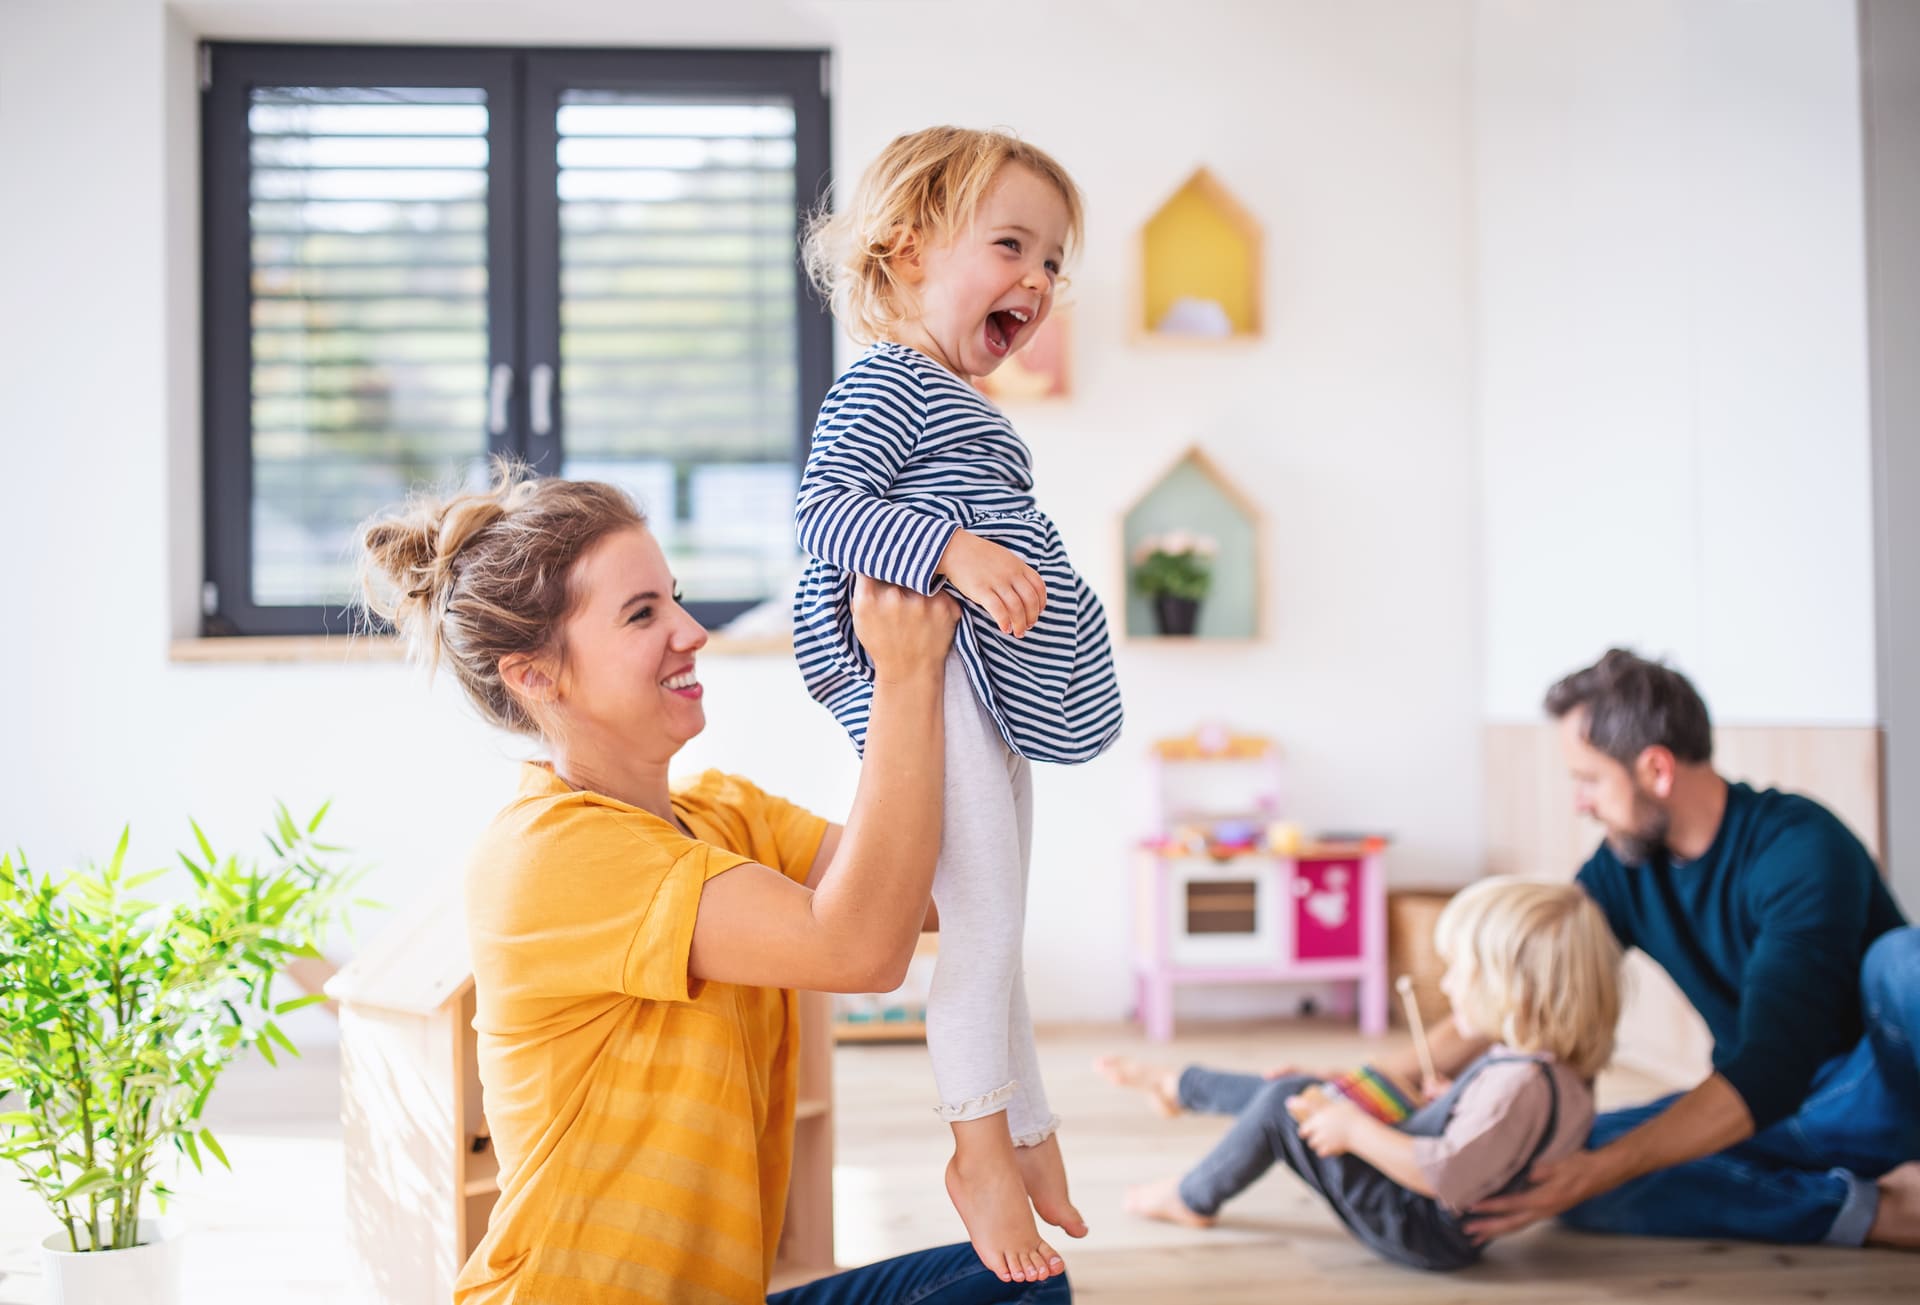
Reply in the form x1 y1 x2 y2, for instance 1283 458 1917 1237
661 669 703 700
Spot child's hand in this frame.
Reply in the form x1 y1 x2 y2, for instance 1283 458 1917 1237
1296 1098 1365 1158
1282 1084 1333 1124
1262 1061 1340 1082
936 530 1047 638
1420 1073 1454 1103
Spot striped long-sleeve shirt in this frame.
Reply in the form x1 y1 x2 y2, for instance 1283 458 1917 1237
793 341 1123 765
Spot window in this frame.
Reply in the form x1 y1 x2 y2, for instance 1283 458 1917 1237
202 44 831 636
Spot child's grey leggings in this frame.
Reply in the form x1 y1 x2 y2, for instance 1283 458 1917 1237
925 649 1058 1147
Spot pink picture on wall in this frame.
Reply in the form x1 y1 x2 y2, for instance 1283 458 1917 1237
975 306 1072 403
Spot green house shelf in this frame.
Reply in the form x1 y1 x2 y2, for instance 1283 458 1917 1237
1121 445 1264 640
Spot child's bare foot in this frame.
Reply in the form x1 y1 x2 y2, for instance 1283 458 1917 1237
1013 1133 1088 1238
1124 1177 1215 1229
1093 1055 1181 1117
1869 1161 1920 1249
946 1117 1064 1282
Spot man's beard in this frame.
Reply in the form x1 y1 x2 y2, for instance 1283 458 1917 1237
1604 791 1672 866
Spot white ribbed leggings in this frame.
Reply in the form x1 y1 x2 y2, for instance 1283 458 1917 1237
926 650 1057 1147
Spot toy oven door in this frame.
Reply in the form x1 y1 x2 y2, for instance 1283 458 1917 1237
1166 856 1281 966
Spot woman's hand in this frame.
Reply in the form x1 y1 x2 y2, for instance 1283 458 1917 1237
1296 1098 1366 1158
852 574 959 680
935 530 1047 638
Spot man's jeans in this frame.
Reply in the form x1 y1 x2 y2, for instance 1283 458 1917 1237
768 1244 1070 1305
1565 926 1920 1244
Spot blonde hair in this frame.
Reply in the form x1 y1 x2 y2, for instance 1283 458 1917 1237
357 459 644 737
803 125 1084 343
1433 877 1622 1078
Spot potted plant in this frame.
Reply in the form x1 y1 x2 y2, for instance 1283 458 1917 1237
1131 530 1218 636
0 805 362 1305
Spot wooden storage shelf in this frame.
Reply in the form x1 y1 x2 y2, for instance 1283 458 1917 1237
832 1018 928 1044
1137 166 1263 341
330 883 837 1300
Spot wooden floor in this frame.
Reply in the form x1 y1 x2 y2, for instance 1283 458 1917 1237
2 1020 1912 1302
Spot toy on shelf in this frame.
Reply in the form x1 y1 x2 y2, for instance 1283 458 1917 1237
1131 728 1390 1041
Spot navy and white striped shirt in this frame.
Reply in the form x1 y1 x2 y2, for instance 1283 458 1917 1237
793 342 1123 765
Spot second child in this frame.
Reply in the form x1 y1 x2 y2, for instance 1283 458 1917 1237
1101 877 1623 1271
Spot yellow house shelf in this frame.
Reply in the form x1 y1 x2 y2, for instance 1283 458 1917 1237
1138 167 1263 341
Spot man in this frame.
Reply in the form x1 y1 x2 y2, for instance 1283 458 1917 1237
1457 649 1919 1247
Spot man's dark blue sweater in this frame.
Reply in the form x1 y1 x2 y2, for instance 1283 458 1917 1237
1577 781 1907 1131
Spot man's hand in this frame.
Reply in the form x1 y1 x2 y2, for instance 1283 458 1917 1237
1465 1147 1618 1242
1295 1098 1366 1158
936 530 1046 638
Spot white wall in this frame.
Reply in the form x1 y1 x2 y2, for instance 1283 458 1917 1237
1864 0 1920 905
0 0 1482 1027
1475 0 1878 726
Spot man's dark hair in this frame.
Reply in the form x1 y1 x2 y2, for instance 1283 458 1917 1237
1543 648 1714 767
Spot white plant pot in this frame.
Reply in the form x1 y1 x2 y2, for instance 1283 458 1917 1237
38 1219 184 1305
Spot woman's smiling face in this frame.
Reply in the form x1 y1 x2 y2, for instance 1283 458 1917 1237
548 523 709 757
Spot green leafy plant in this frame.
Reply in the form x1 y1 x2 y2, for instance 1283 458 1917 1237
0 805 366 1252
1130 530 1219 602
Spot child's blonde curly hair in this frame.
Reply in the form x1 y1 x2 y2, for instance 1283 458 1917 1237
803 125 1083 343
1433 877 1623 1079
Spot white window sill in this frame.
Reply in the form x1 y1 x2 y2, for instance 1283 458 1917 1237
168 632 794 665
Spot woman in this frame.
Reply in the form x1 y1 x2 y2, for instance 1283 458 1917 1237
360 464 1070 1304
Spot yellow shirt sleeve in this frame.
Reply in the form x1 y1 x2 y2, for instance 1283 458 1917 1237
673 771 830 887
469 794 753 1008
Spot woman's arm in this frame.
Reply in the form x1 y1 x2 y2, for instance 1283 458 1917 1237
687 577 956 992
805 825 939 932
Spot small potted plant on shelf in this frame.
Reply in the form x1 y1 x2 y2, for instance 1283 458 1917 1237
0 805 363 1305
1132 529 1218 636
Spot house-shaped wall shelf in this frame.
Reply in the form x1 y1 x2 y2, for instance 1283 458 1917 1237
326 878 837 1300
1138 167 1263 340
1120 445 1264 640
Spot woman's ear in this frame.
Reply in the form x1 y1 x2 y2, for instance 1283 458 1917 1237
500 652 558 705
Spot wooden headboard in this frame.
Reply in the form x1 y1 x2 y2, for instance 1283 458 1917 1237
1484 723 1885 1086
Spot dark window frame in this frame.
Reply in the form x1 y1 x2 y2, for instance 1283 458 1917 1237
201 41 832 637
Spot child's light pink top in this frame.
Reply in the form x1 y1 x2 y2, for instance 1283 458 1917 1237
1411 1049 1596 1213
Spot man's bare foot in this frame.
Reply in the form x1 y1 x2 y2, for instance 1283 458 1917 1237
946 1117 1064 1282
1124 1177 1215 1229
1093 1055 1181 1118
1868 1161 1920 1249
1014 1133 1088 1238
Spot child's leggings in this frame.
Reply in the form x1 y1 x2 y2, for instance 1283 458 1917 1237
926 649 1058 1147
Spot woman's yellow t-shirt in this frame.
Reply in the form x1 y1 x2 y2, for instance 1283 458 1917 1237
453 762 829 1305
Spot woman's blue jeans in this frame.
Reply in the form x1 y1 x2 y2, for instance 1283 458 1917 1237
768 1243 1070 1305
